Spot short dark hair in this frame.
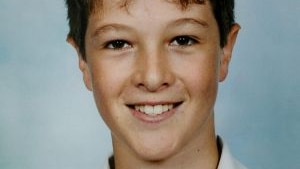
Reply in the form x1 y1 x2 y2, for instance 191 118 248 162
65 0 236 59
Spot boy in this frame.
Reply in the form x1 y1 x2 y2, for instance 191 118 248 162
65 0 246 168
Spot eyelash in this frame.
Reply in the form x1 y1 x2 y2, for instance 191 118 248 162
170 35 199 47
104 40 132 50
103 35 198 50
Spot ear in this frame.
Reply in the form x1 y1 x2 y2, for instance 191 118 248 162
219 24 240 82
67 37 93 91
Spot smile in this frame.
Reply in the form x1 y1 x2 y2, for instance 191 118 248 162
134 104 174 116
127 102 183 123
128 101 183 115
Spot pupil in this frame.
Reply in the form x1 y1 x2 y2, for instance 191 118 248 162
178 37 189 45
113 41 124 48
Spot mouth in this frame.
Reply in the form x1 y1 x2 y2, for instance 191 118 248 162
127 102 182 117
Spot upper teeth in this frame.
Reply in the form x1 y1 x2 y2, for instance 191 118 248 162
135 104 173 116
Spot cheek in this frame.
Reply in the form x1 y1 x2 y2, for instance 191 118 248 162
175 51 220 105
187 68 218 104
179 54 219 88
89 58 128 96
88 58 132 121
88 63 121 111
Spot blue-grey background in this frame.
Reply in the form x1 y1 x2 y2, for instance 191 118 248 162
0 0 299 169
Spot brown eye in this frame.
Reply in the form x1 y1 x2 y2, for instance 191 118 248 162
170 36 197 46
105 40 131 50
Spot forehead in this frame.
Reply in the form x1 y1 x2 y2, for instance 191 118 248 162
89 0 206 14
86 0 218 35
87 0 215 30
87 0 213 27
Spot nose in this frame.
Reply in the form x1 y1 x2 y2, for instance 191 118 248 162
132 48 175 92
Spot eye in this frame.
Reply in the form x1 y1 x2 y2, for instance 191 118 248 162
104 40 132 50
170 36 198 46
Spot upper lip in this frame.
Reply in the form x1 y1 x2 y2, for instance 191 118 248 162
126 101 183 108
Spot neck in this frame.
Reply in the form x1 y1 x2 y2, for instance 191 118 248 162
112 113 219 169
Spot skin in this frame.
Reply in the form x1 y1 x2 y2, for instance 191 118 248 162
68 0 240 169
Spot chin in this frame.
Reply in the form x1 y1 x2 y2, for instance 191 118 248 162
136 148 175 162
131 136 179 162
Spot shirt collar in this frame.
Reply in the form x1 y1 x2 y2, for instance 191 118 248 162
217 137 247 169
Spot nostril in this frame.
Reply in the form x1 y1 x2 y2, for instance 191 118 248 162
137 82 170 92
162 82 170 87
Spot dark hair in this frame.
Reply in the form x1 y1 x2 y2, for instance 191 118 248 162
65 0 235 59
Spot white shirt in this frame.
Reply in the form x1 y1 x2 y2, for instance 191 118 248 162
217 138 247 169
104 138 247 169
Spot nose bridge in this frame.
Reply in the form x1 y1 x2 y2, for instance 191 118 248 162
134 45 173 91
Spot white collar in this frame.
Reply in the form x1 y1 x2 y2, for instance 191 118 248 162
217 137 247 169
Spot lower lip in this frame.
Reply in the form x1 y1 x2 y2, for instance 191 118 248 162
131 108 176 124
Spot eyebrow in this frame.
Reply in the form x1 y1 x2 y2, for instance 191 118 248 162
169 18 209 29
91 24 132 38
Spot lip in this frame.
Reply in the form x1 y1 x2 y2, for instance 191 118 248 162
127 102 183 124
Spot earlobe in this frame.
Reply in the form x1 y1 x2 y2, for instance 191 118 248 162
219 24 240 82
67 37 93 91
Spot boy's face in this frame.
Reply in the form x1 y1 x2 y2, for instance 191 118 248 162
75 0 239 161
